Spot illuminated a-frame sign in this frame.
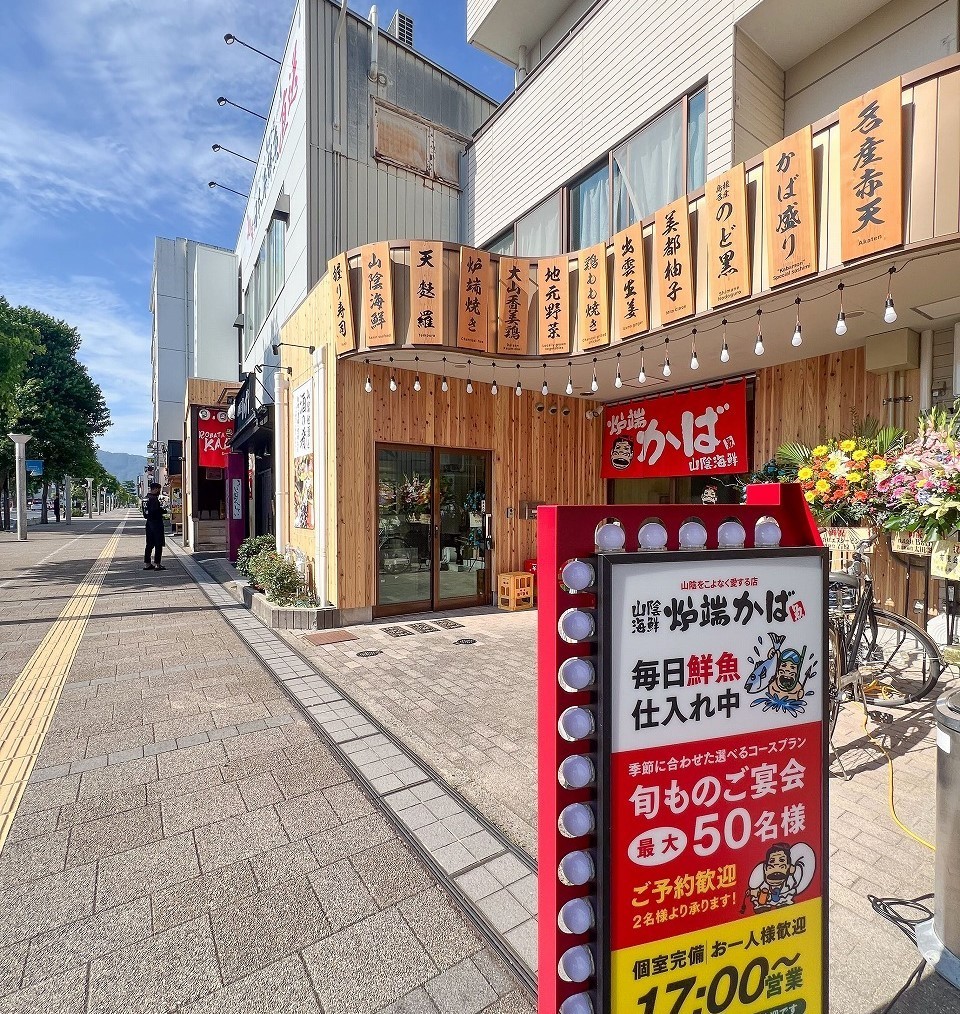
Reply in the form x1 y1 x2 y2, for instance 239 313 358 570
537 486 828 1014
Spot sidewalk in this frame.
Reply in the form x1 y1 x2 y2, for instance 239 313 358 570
0 516 530 1014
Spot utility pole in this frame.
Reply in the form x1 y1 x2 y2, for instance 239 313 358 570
65 476 72 524
7 433 32 541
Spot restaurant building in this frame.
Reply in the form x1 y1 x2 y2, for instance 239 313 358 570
276 0 960 622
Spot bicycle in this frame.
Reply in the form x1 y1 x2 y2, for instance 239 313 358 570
827 537 943 742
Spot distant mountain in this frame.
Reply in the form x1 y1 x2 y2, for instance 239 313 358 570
98 451 147 483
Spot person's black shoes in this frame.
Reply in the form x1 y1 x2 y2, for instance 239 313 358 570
155 565 167 570
143 564 154 570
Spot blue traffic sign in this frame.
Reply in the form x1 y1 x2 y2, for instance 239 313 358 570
25 459 43 477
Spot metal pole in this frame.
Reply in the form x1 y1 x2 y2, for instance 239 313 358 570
65 476 72 524
7 434 32 541
85 479 93 519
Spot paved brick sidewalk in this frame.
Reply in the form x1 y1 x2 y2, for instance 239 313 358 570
0 518 530 1014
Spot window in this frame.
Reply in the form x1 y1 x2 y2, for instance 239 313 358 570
243 216 286 353
373 100 466 188
570 161 610 249
516 192 561 256
687 87 706 192
486 229 515 256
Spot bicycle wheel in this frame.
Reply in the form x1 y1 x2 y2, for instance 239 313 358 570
851 607 942 706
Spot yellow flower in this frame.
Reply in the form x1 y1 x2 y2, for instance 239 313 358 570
815 479 830 493
797 467 813 481
804 490 817 503
811 445 828 458
839 439 856 452
869 458 886 472
823 459 838 473
847 472 863 483
852 449 868 461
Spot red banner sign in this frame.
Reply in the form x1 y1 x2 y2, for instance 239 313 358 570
602 379 748 479
197 409 233 469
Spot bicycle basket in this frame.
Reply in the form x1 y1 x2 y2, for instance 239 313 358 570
828 582 858 614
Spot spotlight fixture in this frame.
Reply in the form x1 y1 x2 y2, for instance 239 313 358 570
662 337 671 378
541 363 549 396
440 356 448 393
614 352 623 389
515 364 522 397
364 359 372 394
223 33 281 64
211 143 256 164
590 357 599 393
690 328 699 370
720 319 730 363
754 309 764 356
216 95 267 121
836 282 847 336
413 356 421 392
466 359 473 394
792 297 803 347
639 346 646 384
565 361 574 396
271 341 315 356
208 180 249 199
491 362 498 396
884 266 898 323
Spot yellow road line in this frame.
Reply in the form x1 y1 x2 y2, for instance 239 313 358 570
0 526 123 852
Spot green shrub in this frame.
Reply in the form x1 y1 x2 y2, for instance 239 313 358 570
248 550 304 605
236 535 276 577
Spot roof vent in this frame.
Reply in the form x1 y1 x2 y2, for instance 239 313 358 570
388 10 413 47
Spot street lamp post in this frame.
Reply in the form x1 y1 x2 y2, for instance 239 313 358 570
65 476 72 524
85 478 93 520
7 433 32 541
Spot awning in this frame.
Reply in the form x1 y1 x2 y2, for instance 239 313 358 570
231 404 274 453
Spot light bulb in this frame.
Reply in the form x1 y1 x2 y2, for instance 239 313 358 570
364 377 372 393
413 376 421 392
558 801 596 838
560 993 595 1014
566 378 574 395
558 945 595 983
690 351 699 370
515 381 522 397
884 296 897 324
717 520 746 548
678 520 707 549
836 312 847 336
662 358 671 378
559 897 596 935
441 376 448 392
559 608 596 642
491 380 498 395
590 370 598 393
389 376 397 392
466 380 473 394
754 335 764 356
558 706 595 742
638 364 646 383
542 380 549 395
755 517 782 548
792 324 802 347
558 754 595 790
595 522 625 552
558 657 595 692
720 342 730 363
558 850 595 887
615 362 623 388
561 559 595 592
638 521 668 551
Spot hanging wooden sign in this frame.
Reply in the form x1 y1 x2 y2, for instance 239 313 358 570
654 197 695 323
360 241 394 347
538 256 570 356
612 223 648 340
577 242 610 351
764 125 817 286
457 247 491 352
706 164 751 307
329 252 356 355
497 257 531 355
839 76 903 263
410 241 444 345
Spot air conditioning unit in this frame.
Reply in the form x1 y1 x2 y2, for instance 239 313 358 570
388 10 413 47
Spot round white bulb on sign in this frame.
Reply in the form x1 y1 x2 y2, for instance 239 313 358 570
558 608 595 642
558 801 595 838
558 657 595 693
558 945 595 983
561 559 595 592
638 521 668 551
678 520 707 549
754 336 764 356
558 706 595 742
558 754 595 790
441 377 448 392
566 379 574 396
595 522 626 551
515 381 522 397
558 850 595 887
638 366 646 383
466 380 473 394
662 360 671 378
614 372 623 389
559 897 596 935
690 352 699 370
717 520 746 549
755 518 782 547
542 380 549 396
389 377 397 392
560 993 595 1014
413 377 421 392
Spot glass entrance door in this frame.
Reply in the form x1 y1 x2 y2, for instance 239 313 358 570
375 445 490 616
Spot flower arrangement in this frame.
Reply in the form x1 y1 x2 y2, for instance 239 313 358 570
378 473 432 519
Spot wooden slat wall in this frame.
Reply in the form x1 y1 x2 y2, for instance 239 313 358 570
334 359 604 611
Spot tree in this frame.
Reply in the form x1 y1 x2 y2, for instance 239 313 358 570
4 305 111 524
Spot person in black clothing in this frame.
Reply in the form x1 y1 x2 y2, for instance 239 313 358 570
144 482 166 570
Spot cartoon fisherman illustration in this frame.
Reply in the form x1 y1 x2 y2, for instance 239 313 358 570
745 842 816 913
745 633 816 716
611 436 634 470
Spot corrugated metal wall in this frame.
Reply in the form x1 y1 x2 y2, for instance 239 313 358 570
733 27 784 164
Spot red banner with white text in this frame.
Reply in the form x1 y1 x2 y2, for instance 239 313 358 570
197 409 233 469
602 379 748 479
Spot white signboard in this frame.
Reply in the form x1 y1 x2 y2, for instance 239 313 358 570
292 381 312 458
231 478 243 521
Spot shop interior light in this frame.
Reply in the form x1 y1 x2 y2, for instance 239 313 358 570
720 319 730 363
558 706 595 742
558 656 596 692
836 283 847 336
559 897 596 935
638 346 647 384
717 519 746 548
558 849 595 886
614 352 623 389
560 559 596 591
491 362 498 396
364 359 372 394
662 337 671 378
755 517 783 548
690 328 699 370
542 363 549 396
441 357 448 393
558 945 595 983
566 361 574 396
558 801 596 838
559 608 596 642
515 364 522 397
466 359 473 394
638 520 668 551
595 520 626 552
884 266 898 323
558 753 595 789
590 358 599 393
388 357 397 393
754 309 764 356
413 356 421 392
792 297 803 347
678 519 708 549
560 993 595 1014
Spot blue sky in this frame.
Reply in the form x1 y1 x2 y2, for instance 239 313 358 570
0 1 514 456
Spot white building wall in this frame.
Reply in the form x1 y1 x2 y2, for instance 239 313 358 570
784 0 958 132
733 28 784 165
463 0 739 247
193 246 240 381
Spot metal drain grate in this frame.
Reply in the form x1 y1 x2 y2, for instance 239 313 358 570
454 638 476 645
357 649 383 658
